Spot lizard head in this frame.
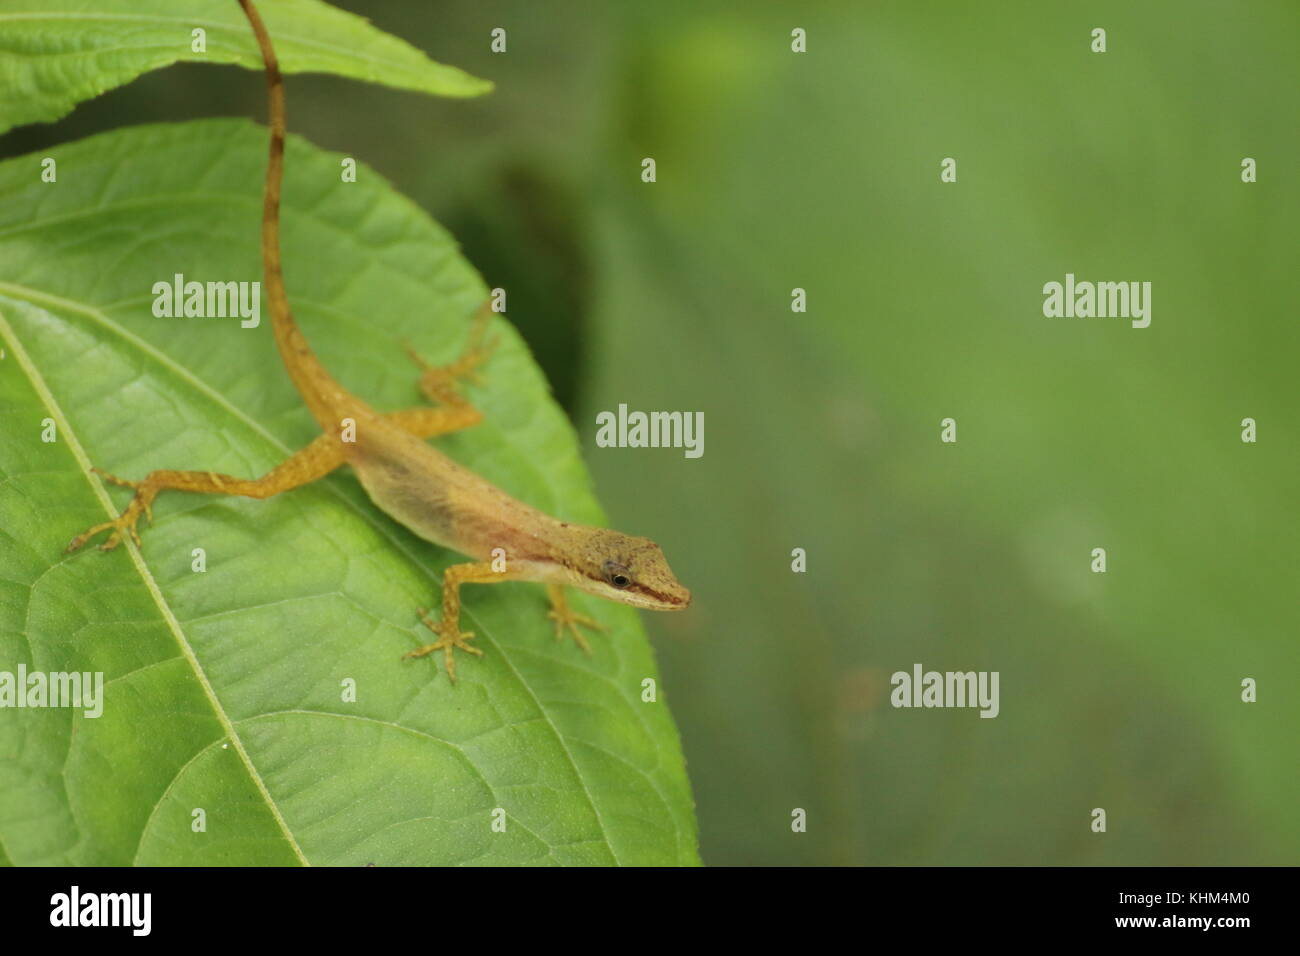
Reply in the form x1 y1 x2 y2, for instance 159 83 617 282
569 529 691 611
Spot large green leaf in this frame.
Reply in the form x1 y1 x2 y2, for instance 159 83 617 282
0 119 698 865
0 0 492 136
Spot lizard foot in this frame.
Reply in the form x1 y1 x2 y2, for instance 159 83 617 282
547 587 604 654
403 305 499 394
65 469 155 553
403 609 483 682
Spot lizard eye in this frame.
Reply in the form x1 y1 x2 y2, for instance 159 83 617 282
604 561 632 589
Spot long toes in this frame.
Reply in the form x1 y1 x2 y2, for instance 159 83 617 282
91 467 136 489
68 519 117 553
402 341 430 370
66 529 95 553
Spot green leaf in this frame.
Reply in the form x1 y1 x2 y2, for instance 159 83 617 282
0 0 492 136
0 119 698 865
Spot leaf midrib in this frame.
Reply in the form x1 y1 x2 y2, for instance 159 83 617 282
0 303 311 866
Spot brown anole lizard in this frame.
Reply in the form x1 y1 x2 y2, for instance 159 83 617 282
66 0 691 681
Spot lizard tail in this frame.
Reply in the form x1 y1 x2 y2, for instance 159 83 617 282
238 0 360 430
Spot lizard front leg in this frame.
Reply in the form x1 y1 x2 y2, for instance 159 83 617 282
403 561 519 681
546 583 605 653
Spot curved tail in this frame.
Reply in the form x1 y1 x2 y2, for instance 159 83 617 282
238 0 360 429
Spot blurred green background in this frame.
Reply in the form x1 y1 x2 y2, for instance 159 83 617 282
5 0 1296 865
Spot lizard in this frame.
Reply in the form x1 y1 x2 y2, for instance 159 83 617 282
65 0 691 682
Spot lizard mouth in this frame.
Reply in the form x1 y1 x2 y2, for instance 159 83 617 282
630 583 691 611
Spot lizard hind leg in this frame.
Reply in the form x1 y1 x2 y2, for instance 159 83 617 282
385 404 483 441
66 468 155 551
66 432 345 553
402 302 498 407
